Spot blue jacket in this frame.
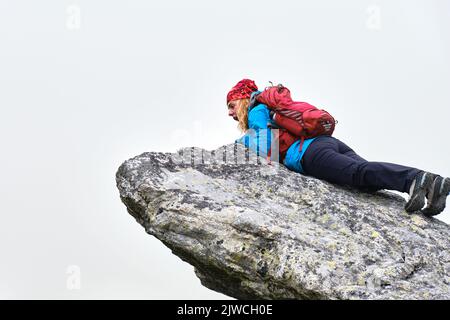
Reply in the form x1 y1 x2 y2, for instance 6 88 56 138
235 92 316 174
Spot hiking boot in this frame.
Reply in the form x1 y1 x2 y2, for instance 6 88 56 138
404 171 436 213
421 176 450 217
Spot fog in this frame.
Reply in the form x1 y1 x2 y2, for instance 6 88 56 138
0 0 448 299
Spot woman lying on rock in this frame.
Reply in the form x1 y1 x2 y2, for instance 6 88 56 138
226 78 449 217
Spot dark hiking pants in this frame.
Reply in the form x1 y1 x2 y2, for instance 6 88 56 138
301 136 422 193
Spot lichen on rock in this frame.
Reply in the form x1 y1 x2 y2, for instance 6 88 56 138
116 143 450 300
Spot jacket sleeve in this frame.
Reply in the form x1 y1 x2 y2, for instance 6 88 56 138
235 105 272 157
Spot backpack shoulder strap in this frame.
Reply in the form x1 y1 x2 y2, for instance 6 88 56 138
248 90 262 112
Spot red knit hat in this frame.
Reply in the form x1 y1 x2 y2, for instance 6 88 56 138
226 79 258 104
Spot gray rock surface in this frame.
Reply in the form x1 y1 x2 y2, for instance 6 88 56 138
116 143 450 299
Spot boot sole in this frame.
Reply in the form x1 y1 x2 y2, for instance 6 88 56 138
422 177 450 217
404 173 434 213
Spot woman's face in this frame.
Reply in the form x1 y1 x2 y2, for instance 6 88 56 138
227 100 239 121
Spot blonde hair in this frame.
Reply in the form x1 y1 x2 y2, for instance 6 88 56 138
228 98 250 133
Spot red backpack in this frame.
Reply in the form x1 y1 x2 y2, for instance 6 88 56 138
251 83 337 160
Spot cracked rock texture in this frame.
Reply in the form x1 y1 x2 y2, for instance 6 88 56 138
116 143 450 299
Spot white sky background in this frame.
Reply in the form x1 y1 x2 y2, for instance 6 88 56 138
0 0 449 299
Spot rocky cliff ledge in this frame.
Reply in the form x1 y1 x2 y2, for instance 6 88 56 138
116 143 450 299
